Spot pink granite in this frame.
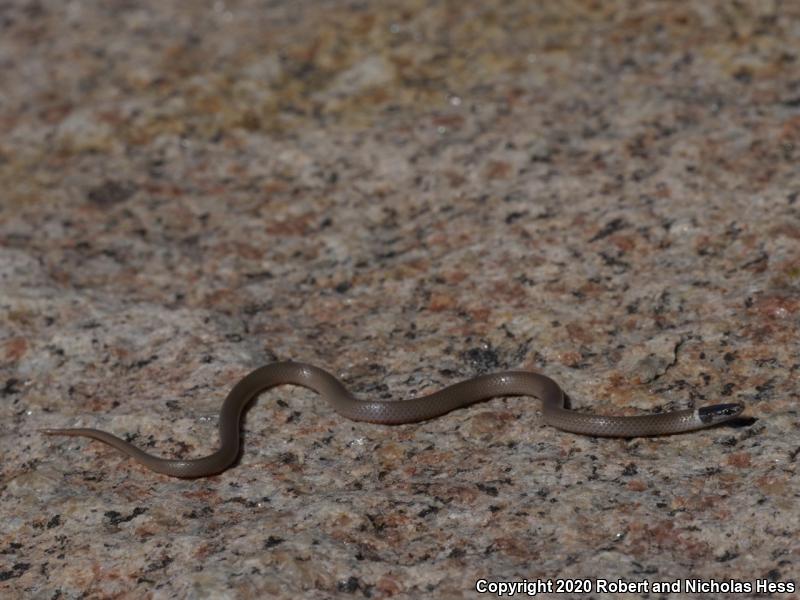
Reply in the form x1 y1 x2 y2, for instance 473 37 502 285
1 1 798 598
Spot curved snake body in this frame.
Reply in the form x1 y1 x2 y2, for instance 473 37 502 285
43 361 744 478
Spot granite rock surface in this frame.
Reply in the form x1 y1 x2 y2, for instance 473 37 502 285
1 1 798 598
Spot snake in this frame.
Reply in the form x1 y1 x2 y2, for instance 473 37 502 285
42 361 745 478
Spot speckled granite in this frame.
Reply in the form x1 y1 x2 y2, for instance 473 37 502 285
1 1 799 598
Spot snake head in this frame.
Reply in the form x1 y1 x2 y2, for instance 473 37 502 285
697 402 745 424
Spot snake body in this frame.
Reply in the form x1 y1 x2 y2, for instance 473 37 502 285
43 361 744 478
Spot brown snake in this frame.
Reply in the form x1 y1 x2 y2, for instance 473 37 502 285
43 361 744 478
